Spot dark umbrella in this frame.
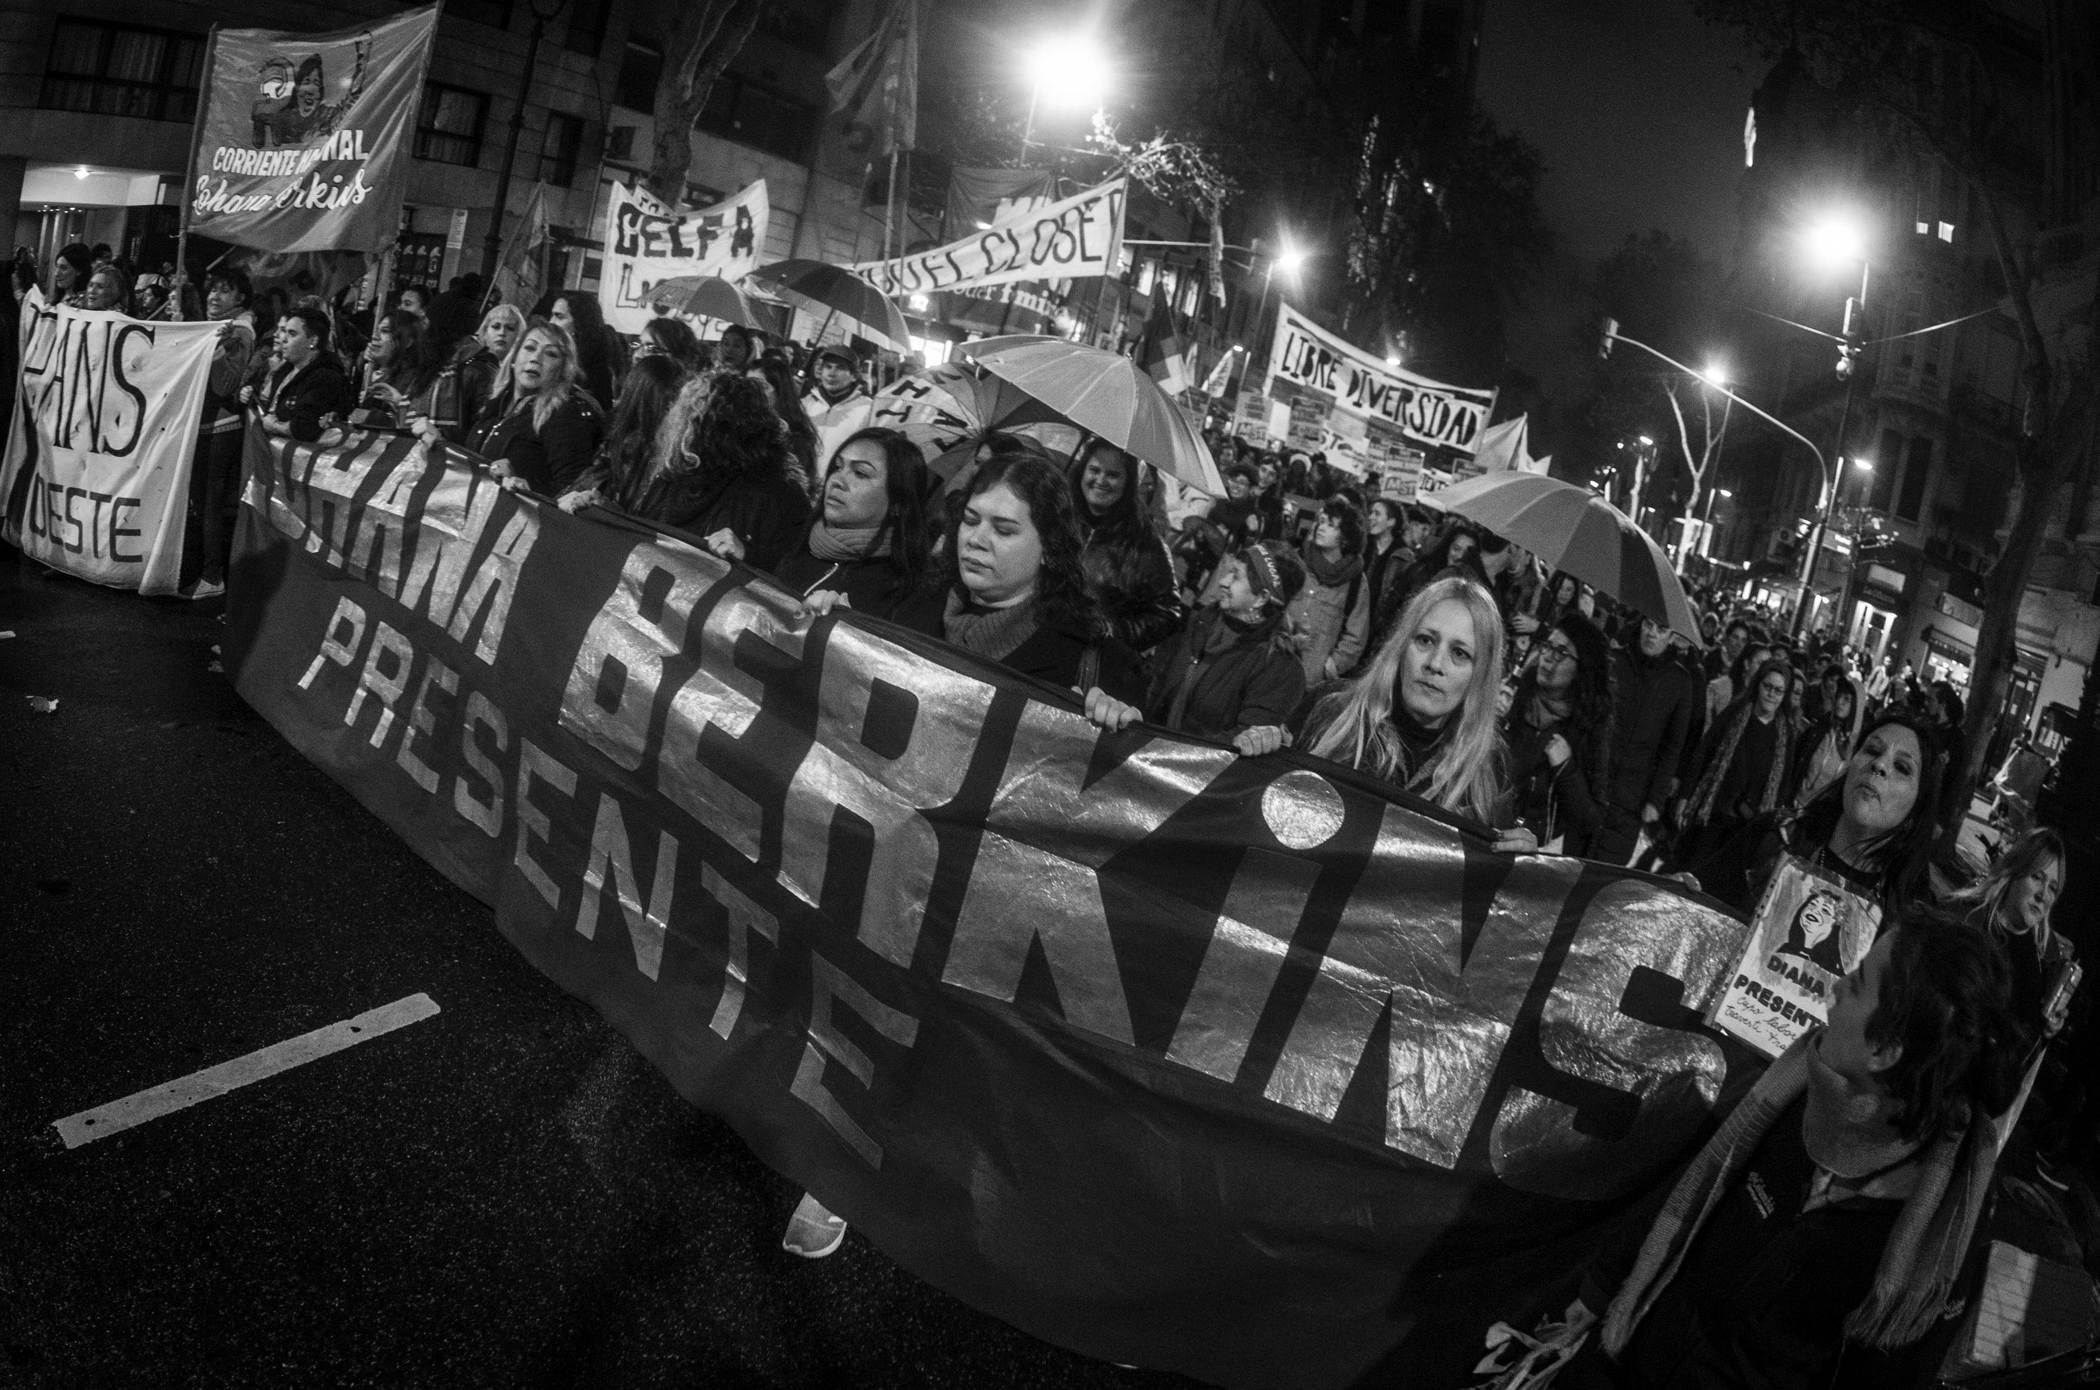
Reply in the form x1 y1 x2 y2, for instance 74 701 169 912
745 259 911 351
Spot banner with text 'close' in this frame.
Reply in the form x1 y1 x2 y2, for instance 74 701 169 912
849 177 1125 298
186 5 439 253
226 427 1756 1389
1266 302 1499 457
1 289 219 594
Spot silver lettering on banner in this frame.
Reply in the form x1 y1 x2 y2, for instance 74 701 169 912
790 952 920 1169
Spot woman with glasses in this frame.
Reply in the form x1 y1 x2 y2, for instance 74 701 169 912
1503 611 1615 855
1668 658 1800 886
634 316 705 373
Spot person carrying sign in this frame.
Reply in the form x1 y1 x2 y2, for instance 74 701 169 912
182 269 257 600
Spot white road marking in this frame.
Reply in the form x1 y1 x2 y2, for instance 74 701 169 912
52 993 441 1150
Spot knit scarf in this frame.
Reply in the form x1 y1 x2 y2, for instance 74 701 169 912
807 520 888 563
943 588 1039 662
1300 543 1363 591
1602 1032 1998 1357
1685 702 1793 826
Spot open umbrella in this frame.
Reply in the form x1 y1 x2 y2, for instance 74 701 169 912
867 363 1079 484
745 259 911 351
644 274 759 326
954 335 1224 495
1425 470 1704 644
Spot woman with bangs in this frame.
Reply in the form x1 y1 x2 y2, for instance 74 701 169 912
1284 574 1536 852
464 319 604 496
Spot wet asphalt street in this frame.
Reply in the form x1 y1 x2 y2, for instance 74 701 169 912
0 550 1195 1390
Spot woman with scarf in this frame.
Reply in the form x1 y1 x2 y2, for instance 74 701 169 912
1286 496 1372 684
1279 575 1535 852
1079 541 1308 753
465 320 603 496
1525 908 2024 1389
774 427 932 620
1669 658 1797 877
1790 671 1863 808
629 371 809 572
783 449 1138 1263
1503 611 1614 856
1068 441 1183 663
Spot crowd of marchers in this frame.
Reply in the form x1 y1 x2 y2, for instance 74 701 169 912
6 238 2091 1390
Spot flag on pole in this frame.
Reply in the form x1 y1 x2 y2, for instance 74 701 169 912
1142 299 1195 398
826 0 919 158
1201 344 1238 399
1206 197 1228 311
491 180 550 312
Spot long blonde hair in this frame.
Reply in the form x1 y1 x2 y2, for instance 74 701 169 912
1302 574 1508 823
493 318 582 431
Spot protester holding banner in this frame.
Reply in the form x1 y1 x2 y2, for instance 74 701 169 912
246 307 354 443
1530 909 2023 1389
1286 497 1371 684
774 427 933 620
639 371 808 571
1134 542 1307 751
1068 443 1182 663
554 354 691 518
465 321 603 496
1503 612 1614 856
82 265 131 316
431 304 523 445
48 243 91 307
182 269 258 600
1285 576 1534 849
356 309 440 425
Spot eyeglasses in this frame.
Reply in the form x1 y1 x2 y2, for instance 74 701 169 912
1540 640 1578 662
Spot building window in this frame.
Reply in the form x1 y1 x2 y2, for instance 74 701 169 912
696 75 816 164
41 19 204 124
1897 436 1933 521
615 41 662 111
563 0 608 56
416 84 488 168
446 0 513 31
1870 429 1901 512
538 111 584 186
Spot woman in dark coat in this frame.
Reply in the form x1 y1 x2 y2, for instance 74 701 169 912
1068 440 1183 661
539 291 622 412
555 354 691 515
1139 541 1307 751
435 304 524 444
1503 610 1615 855
467 320 604 496
637 370 809 572
773 426 932 620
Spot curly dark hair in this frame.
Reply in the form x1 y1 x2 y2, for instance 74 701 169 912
1068 441 1155 545
934 452 1098 637
1310 495 1367 559
676 371 795 485
1513 610 1616 789
1867 905 2023 1142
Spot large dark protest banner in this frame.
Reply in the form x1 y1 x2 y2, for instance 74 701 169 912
1 290 220 594
850 177 1126 297
1267 302 1498 457
227 427 1759 1389
186 5 440 252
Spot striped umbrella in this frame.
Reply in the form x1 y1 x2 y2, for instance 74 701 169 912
1426 471 1704 644
954 334 1224 494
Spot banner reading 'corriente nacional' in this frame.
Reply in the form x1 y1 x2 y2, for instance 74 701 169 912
226 427 1758 1390
186 5 439 253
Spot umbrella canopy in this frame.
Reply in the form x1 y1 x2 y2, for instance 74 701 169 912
746 259 911 351
645 274 759 326
954 334 1224 495
1426 471 1704 644
867 363 1079 484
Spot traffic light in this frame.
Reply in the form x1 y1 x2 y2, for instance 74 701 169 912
1599 317 1618 359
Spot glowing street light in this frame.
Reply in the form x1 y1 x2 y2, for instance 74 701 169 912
1252 237 1307 370
1019 32 1110 152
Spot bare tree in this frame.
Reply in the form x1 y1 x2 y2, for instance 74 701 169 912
1661 376 1732 573
647 0 768 207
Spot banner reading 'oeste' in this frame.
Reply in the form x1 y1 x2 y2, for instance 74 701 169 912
186 5 439 253
1 289 219 594
226 427 1758 1390
850 177 1126 298
1267 302 1499 456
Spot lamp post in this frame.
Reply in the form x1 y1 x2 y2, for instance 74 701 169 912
481 0 568 281
1251 240 1306 372
1791 214 1872 639
1019 33 1108 156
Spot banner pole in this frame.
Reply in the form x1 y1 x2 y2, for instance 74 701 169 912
171 25 220 322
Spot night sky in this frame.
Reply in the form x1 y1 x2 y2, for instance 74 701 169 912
1476 0 1757 390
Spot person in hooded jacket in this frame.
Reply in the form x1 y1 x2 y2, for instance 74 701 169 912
774 427 932 620
1592 615 1703 865
1068 440 1183 661
1137 541 1308 750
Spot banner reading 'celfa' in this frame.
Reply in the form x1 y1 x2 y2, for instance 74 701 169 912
186 5 439 253
850 177 1126 298
1267 302 1498 456
1 289 220 594
598 180 770 334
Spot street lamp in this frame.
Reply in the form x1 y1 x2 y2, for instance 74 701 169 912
1793 211 1873 637
1019 33 1109 154
1251 240 1306 371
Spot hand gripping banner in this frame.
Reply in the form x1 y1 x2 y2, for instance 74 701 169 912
186 5 439 253
226 427 1760 1389
1 289 220 593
